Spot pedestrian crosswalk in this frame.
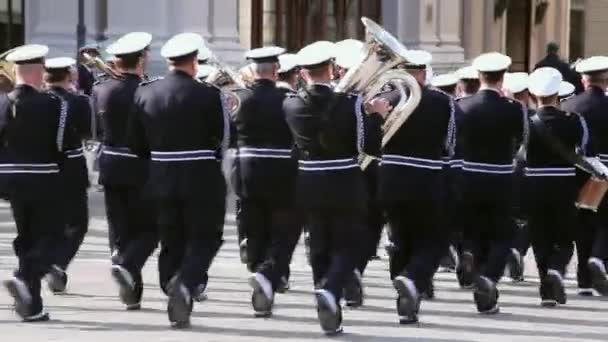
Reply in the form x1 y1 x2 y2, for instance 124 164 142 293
1 195 608 341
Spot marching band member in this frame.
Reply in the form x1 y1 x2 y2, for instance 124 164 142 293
283 40 389 335
92 32 158 310
431 73 459 97
525 67 587 307
456 65 480 98
558 81 576 102
43 57 92 294
457 52 524 314
562 56 608 296
379 51 456 323
231 46 301 317
0 44 64 322
128 32 228 328
502 72 532 283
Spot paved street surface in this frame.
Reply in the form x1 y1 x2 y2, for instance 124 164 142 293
1 191 608 341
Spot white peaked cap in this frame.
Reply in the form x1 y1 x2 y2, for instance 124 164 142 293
197 43 212 61
528 67 562 97
6 44 49 63
575 56 608 74
297 41 336 67
335 39 365 69
456 66 479 80
278 53 299 73
161 32 204 59
405 50 432 67
245 46 286 62
106 32 152 56
45 57 76 69
558 81 575 97
503 72 529 94
431 73 459 88
473 52 512 72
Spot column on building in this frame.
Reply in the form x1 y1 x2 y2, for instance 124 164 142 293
381 0 464 73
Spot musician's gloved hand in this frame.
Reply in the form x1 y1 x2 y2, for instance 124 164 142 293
365 97 392 118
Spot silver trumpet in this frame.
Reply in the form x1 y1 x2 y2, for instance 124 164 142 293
335 17 422 170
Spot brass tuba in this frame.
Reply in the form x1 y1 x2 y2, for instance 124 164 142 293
203 46 246 113
0 48 17 92
335 17 422 170
82 52 123 80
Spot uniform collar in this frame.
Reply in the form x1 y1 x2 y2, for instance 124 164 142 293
276 81 294 91
251 78 276 87
479 85 502 95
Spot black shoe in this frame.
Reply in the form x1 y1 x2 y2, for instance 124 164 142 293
541 299 557 307
239 239 248 265
343 270 364 308
45 265 68 294
276 276 290 294
22 311 50 322
167 279 192 329
588 258 608 295
393 276 420 324
474 276 499 314
421 281 435 300
314 289 343 335
110 250 120 265
126 283 143 311
249 273 273 317
507 249 524 282
578 288 597 297
458 252 474 289
193 282 208 302
111 265 139 308
3 277 33 319
546 270 566 305
370 254 381 261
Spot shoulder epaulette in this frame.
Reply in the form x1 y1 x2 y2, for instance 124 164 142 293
139 76 163 86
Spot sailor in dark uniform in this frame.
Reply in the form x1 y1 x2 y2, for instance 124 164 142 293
42 57 92 294
502 72 532 283
334 40 373 307
128 32 227 328
275 52 302 293
562 56 608 296
0 44 64 322
525 67 587 307
283 41 389 335
230 46 300 317
92 32 157 310
457 52 524 314
378 51 456 324
431 73 459 97
558 81 576 102
456 66 481 98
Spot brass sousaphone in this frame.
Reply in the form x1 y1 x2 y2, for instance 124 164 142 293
335 17 422 170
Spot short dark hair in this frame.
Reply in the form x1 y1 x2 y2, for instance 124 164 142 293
278 69 297 82
169 51 198 67
115 51 144 70
438 84 457 96
480 70 505 85
461 79 481 94
547 42 559 54
537 94 558 106
44 68 70 84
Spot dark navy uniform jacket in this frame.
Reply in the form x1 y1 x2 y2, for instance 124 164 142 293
128 70 227 201
92 73 147 187
0 85 62 199
283 84 382 210
47 86 91 191
523 106 585 209
378 85 454 203
456 88 524 203
231 79 297 204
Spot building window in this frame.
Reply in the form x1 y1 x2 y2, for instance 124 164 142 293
569 9 584 61
0 0 23 52
251 0 381 51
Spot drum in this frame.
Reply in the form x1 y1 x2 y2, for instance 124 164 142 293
576 177 608 212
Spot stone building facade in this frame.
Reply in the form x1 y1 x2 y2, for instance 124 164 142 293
15 0 608 74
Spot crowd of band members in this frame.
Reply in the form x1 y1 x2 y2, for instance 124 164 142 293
2 30 608 336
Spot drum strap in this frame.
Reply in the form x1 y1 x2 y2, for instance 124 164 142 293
530 114 604 179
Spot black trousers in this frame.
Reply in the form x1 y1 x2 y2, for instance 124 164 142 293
529 203 575 295
54 189 89 270
238 198 301 290
576 209 608 288
104 185 157 284
157 196 225 294
462 200 514 283
385 200 447 292
235 199 247 245
308 208 365 302
11 196 64 313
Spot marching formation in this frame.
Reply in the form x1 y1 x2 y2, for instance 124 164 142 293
2 18 608 336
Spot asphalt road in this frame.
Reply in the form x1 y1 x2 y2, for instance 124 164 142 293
1 191 608 341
